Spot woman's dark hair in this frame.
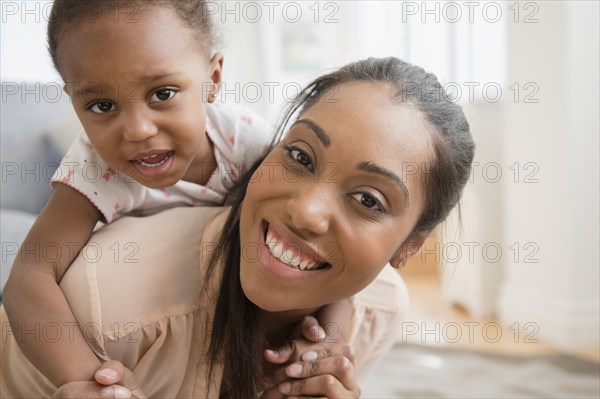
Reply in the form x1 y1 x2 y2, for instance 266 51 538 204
205 57 475 397
47 0 217 76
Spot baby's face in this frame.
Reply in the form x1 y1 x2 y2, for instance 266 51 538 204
239 81 433 313
58 5 221 188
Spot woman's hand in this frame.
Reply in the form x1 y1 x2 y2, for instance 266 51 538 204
262 316 360 398
53 360 146 399
262 343 360 398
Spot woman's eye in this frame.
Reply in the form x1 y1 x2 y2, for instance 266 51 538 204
286 146 314 171
89 101 115 113
351 193 385 212
151 89 176 102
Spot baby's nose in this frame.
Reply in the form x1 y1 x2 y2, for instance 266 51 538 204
121 109 158 142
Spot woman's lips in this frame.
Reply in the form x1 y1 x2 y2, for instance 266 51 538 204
255 220 331 281
264 224 328 270
129 150 174 179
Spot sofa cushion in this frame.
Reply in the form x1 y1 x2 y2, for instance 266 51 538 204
44 109 83 156
1 82 75 214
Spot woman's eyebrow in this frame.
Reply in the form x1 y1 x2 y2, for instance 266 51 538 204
356 161 410 204
292 119 409 203
293 119 331 148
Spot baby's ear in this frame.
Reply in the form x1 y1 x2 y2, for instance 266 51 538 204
390 230 431 269
206 53 224 103
208 52 224 86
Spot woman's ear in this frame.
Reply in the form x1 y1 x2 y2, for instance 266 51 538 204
390 230 432 269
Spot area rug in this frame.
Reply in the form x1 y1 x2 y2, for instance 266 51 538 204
361 343 600 398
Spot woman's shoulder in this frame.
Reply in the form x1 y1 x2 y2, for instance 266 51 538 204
198 207 232 298
201 206 232 246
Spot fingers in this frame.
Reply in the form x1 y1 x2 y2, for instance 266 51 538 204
300 315 326 343
94 360 146 399
265 337 354 368
263 341 297 390
264 315 326 365
53 382 131 399
95 360 126 385
296 343 355 365
285 355 357 391
314 343 355 364
267 344 359 398
265 342 355 386
278 374 360 399
264 344 293 365
53 360 146 399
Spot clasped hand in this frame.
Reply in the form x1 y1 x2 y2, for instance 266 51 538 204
261 315 360 399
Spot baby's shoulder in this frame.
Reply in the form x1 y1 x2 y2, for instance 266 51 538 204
205 102 274 159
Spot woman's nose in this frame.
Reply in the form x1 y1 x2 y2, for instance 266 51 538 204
285 188 332 237
121 108 159 142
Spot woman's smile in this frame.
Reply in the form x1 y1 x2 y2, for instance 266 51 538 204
256 220 332 281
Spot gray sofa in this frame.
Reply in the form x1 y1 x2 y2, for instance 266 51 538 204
1 82 80 294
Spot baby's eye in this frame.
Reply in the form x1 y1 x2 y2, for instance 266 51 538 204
89 101 115 113
150 89 176 102
350 192 386 213
287 146 314 171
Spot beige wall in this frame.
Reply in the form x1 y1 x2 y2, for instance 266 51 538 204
497 0 599 350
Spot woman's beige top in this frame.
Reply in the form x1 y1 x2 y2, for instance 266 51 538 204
1 206 408 398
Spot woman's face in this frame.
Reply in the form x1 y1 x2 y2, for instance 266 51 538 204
239 82 433 312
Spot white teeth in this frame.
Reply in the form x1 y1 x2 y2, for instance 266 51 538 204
282 249 295 264
273 244 283 259
137 153 170 167
265 230 322 271
290 255 301 267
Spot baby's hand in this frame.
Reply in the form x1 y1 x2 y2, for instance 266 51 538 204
53 360 146 399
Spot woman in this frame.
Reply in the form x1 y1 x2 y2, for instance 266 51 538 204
1 57 474 398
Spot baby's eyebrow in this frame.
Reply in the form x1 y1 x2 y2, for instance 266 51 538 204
73 84 106 99
72 73 182 98
139 72 182 84
356 161 410 204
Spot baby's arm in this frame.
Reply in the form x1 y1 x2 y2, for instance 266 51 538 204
3 183 104 387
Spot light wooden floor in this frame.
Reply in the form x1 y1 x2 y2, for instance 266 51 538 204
398 237 600 363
